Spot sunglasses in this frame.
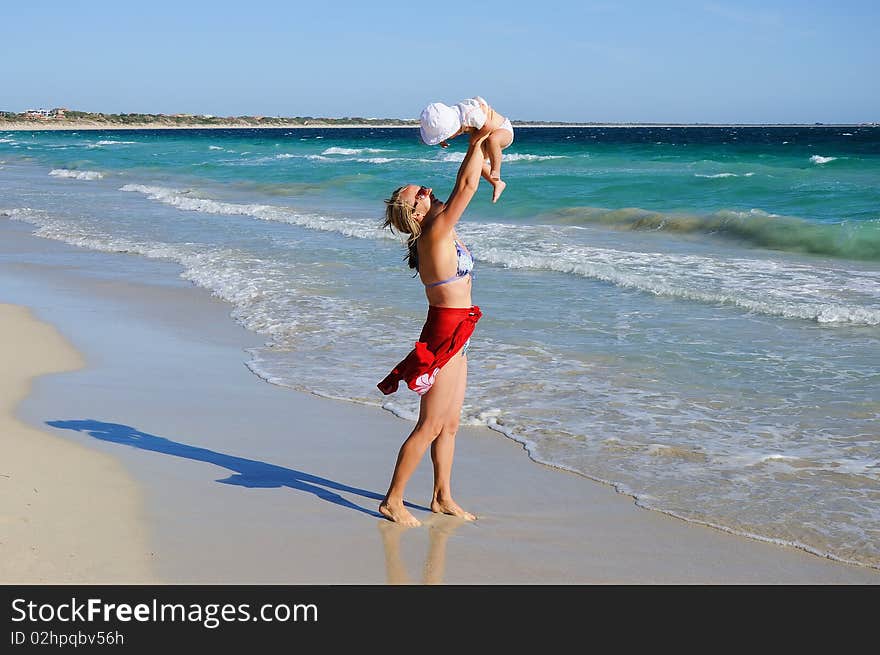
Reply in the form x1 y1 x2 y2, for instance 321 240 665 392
412 186 430 212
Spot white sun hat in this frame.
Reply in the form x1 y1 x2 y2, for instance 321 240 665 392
419 102 461 145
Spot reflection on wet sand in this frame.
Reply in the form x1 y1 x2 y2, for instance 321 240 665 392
379 515 466 585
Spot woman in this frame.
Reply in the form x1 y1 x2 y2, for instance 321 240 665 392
376 127 491 526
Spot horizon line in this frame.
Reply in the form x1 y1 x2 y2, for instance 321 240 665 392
0 109 876 127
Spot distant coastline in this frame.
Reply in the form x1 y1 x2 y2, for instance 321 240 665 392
2 122 874 131
0 110 874 131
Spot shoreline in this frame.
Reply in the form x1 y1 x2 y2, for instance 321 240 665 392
1 221 878 583
1 121 874 132
0 303 157 584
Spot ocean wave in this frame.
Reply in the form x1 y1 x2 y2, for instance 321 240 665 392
694 172 755 178
269 152 399 163
120 184 271 216
0 208 295 335
810 155 838 164
243 153 328 161
49 168 104 180
110 185 880 325
208 145 224 150
503 153 567 162
321 147 393 155
550 205 880 261
468 237 880 326
0 206 384 353
118 184 388 241
436 151 466 162
435 151 565 163
95 140 137 145
354 157 400 164
0 137 16 144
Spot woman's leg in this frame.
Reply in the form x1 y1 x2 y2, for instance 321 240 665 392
430 352 475 519
379 354 465 526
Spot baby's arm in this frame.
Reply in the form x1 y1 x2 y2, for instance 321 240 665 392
439 125 469 148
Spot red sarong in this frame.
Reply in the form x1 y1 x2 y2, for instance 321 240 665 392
378 305 482 396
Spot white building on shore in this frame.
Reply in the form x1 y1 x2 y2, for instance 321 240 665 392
24 108 66 119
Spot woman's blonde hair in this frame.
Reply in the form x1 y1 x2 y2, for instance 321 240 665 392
382 185 422 270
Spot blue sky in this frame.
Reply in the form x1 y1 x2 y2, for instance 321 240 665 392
2 0 877 123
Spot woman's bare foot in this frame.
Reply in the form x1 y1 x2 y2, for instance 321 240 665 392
379 500 421 527
491 179 506 203
430 497 476 521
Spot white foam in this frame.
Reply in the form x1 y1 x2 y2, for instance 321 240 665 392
810 155 837 164
463 222 880 326
273 153 340 161
49 168 104 180
694 172 755 178
321 147 392 155
119 184 389 241
437 151 465 162
120 184 273 218
436 151 564 163
208 145 224 150
0 137 16 143
95 139 137 145
503 153 566 162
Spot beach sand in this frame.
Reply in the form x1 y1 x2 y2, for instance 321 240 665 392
1 222 878 584
0 304 156 583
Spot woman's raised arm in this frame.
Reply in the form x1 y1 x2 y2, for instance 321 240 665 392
430 129 491 233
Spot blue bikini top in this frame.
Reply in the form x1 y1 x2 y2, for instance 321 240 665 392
424 240 474 288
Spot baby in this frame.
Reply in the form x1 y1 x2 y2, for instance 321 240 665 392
419 96 514 203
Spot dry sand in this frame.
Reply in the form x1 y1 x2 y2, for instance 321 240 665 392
0 304 157 583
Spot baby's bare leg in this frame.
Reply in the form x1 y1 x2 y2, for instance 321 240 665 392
481 136 508 203
486 129 512 180
478 143 496 184
479 155 493 184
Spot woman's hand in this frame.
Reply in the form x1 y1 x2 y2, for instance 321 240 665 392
469 122 492 147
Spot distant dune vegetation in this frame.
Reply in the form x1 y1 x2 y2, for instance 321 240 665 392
0 109 419 128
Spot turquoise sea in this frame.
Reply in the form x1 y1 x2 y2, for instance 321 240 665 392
1 126 878 568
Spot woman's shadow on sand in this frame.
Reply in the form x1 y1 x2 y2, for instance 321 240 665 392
47 419 428 519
